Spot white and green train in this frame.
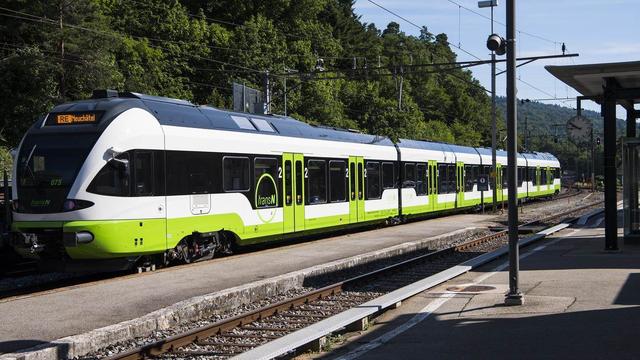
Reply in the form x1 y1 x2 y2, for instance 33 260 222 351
9 91 561 270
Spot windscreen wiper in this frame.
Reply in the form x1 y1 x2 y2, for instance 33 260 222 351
21 144 37 182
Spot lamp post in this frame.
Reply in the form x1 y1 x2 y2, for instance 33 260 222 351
478 0 498 212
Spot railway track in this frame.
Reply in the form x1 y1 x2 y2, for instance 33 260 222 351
0 189 592 301
105 200 600 360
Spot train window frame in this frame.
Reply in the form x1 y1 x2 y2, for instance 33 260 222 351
416 163 427 196
437 163 448 194
517 166 525 187
528 167 537 186
382 162 395 189
222 156 251 192
230 115 256 131
502 166 508 187
357 162 364 200
404 163 416 189
306 159 327 205
448 164 457 193
284 160 292 205
295 160 303 205
328 160 346 203
349 162 356 200
365 161 381 199
133 151 154 196
464 164 479 192
251 118 276 133
87 152 131 197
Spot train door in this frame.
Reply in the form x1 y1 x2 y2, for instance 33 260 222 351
456 162 464 207
348 156 365 223
132 151 167 252
536 166 541 194
496 163 503 202
282 153 294 234
428 160 437 212
293 153 305 232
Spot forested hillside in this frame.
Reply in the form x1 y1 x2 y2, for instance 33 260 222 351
0 0 494 148
0 0 610 175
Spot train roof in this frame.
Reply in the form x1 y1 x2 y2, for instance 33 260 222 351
47 91 558 163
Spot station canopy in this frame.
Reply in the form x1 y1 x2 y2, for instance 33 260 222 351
546 60 640 106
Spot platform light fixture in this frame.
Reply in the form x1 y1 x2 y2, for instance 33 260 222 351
477 0 498 8
487 34 507 55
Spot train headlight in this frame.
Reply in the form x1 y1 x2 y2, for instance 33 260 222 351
63 199 94 212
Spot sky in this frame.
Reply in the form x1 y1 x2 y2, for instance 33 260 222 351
354 0 640 119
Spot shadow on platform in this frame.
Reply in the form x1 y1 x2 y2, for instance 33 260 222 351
318 305 640 359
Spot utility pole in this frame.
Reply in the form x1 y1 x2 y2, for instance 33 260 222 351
58 0 65 100
263 71 271 114
524 114 528 150
505 0 523 306
398 65 404 111
478 0 498 212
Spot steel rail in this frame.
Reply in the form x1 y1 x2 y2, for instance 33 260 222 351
107 200 601 360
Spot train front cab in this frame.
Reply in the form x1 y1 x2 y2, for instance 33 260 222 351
11 101 168 269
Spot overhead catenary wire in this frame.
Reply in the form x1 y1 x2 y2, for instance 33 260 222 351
365 0 560 99
445 0 562 46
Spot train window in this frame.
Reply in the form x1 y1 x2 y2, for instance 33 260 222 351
517 166 525 187
285 160 292 205
134 151 154 196
416 163 427 195
295 160 303 205
502 167 508 187
366 161 381 199
255 157 279 208
230 115 256 131
541 168 547 185
404 163 416 188
350 162 356 200
382 162 395 189
88 155 131 196
437 164 447 194
154 151 165 196
528 167 537 186
251 118 276 133
329 160 346 202
358 162 364 200
165 151 214 195
464 165 479 192
307 160 327 204
448 164 457 193
223 156 250 192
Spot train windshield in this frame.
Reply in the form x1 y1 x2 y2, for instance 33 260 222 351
17 134 95 213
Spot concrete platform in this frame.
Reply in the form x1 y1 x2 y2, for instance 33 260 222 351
0 213 497 356
320 213 640 360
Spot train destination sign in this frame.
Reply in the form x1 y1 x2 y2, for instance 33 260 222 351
47 112 101 126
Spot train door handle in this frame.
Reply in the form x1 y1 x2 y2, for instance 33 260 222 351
158 204 164 212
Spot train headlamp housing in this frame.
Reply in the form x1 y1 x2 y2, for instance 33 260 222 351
63 199 94 212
